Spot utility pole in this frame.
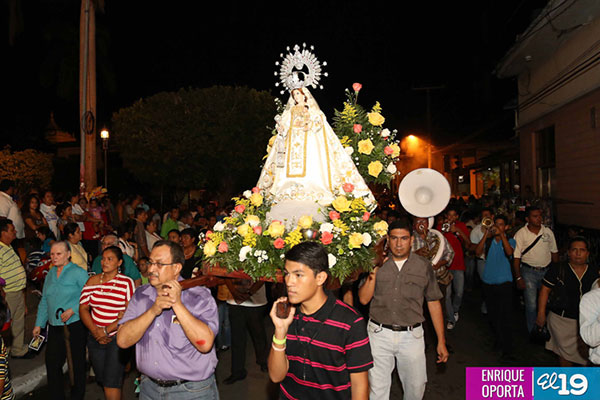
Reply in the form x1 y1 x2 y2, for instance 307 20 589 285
412 85 444 168
79 0 97 194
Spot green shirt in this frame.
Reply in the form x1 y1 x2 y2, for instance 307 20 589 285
160 218 179 239
91 254 141 281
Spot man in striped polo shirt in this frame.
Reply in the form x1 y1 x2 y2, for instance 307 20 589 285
0 219 31 358
269 242 372 400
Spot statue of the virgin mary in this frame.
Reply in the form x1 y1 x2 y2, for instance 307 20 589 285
257 46 375 224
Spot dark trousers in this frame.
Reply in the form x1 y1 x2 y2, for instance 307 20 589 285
483 282 513 354
229 304 268 376
46 321 87 400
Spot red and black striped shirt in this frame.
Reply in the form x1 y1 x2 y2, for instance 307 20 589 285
280 292 373 400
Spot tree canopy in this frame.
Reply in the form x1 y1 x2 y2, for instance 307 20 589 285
112 86 276 200
0 146 54 195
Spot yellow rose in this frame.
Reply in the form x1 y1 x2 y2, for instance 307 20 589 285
250 193 263 207
367 112 385 126
267 220 286 238
373 221 389 236
389 143 400 158
357 139 375 155
348 232 364 249
203 241 217 257
332 196 351 213
298 215 313 229
237 224 252 237
368 161 383 178
245 215 260 227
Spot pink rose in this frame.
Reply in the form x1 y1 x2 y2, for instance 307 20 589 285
342 183 355 193
234 204 246 214
384 146 393 155
252 186 260 193
205 230 213 239
353 124 362 134
320 231 333 245
253 226 263 235
273 238 285 249
218 241 228 253
362 212 371 222
352 83 362 92
329 211 340 221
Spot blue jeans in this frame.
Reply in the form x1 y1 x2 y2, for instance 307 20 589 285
140 374 219 400
216 301 231 348
465 256 475 289
446 270 464 323
476 258 487 313
521 266 548 333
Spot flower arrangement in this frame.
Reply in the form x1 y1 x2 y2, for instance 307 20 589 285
332 84 400 186
199 186 388 283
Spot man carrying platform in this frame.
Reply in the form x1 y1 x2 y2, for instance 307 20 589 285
268 241 372 400
117 240 219 399
359 218 449 400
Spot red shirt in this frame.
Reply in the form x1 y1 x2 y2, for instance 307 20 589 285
437 221 469 271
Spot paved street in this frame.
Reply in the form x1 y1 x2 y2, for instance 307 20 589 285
15 284 556 399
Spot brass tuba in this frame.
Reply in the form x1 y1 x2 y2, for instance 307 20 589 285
398 168 451 265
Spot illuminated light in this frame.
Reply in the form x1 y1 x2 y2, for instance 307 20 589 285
100 129 109 140
407 135 417 142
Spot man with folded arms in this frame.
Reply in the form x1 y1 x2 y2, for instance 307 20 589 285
117 240 219 399
359 218 449 400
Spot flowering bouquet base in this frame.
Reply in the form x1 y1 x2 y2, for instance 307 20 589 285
199 263 282 283
197 263 364 291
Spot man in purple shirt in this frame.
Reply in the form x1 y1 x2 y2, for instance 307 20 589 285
117 240 219 399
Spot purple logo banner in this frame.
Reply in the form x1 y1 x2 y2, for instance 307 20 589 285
466 367 534 400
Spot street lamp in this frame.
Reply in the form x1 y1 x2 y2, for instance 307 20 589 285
100 128 109 190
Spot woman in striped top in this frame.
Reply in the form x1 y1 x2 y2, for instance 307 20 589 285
79 246 134 400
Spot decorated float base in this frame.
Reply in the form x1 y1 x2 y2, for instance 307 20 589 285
183 263 363 292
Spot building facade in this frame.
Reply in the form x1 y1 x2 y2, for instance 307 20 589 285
497 0 600 228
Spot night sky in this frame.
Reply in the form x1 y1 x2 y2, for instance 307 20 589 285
2 0 548 149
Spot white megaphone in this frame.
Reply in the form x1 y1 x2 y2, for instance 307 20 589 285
398 168 451 265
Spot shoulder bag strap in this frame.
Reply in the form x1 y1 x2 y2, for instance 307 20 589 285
521 234 543 257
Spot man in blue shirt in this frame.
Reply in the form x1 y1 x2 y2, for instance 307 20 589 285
91 234 141 287
475 215 516 362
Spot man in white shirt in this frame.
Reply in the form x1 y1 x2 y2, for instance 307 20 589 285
580 286 600 365
512 206 558 332
39 190 59 240
0 180 24 240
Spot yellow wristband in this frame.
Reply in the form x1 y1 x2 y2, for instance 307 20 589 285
272 335 286 345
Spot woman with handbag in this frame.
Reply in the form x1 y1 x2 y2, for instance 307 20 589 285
536 236 599 366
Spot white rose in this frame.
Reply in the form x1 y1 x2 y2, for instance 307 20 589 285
239 246 252 262
213 221 225 232
328 253 337 269
319 223 334 233
386 162 397 174
345 146 354 156
380 128 390 138
318 198 332 207
243 190 252 199
362 232 372 246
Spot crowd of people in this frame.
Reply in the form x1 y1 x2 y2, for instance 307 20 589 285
0 176 599 399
